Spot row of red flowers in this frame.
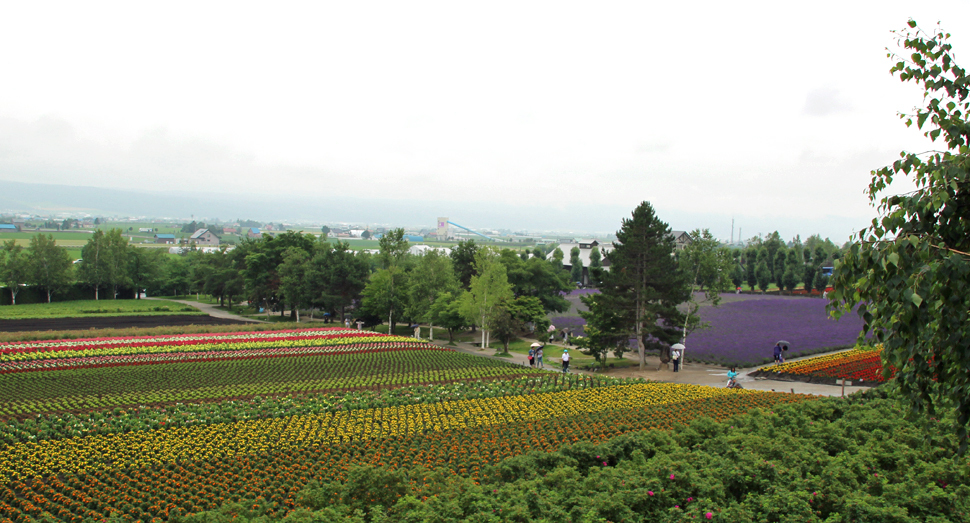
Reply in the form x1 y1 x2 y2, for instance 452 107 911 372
0 328 379 356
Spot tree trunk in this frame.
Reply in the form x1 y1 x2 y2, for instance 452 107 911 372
10 288 17 305
296 308 300 323
429 322 434 341
480 315 486 348
636 321 645 371
95 287 99 301
47 289 52 303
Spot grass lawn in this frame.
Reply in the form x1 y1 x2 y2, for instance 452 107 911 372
0 300 205 319
489 337 637 369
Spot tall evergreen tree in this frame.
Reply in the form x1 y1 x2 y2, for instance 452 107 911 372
588 247 603 286
582 202 690 370
569 246 584 283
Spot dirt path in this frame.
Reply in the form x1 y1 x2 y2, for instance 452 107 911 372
145 297 267 323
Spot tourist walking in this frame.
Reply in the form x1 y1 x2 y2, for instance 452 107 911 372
528 347 536 367
536 346 544 368
561 349 571 374
773 343 784 365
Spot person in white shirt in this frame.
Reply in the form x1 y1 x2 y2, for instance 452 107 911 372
562 349 571 373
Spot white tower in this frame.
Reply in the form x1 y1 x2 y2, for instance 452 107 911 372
436 217 449 240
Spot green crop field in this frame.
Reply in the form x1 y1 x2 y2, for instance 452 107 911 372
0 299 203 319
0 231 96 241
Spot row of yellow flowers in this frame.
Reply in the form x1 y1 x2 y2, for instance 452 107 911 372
0 383 751 482
0 334 421 363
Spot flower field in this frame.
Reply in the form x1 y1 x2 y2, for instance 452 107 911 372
754 346 892 385
557 291 864 367
0 327 820 522
685 294 865 366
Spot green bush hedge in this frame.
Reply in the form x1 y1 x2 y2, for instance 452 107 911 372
0 284 135 305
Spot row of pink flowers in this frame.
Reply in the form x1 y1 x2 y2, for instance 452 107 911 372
0 343 446 374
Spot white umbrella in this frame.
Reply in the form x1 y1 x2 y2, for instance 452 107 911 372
671 343 685 350
547 325 557 332
531 342 543 348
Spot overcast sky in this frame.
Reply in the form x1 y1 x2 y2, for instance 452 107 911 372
2 1 969 242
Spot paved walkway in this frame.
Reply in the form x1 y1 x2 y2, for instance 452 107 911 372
430 335 867 398
145 297 267 323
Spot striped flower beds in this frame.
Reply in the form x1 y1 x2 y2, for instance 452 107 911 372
0 383 813 521
0 328 422 365
755 346 891 384
0 327 822 522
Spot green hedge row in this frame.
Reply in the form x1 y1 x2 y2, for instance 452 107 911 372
0 284 135 305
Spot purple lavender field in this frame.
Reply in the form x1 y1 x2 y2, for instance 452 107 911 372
686 294 865 366
549 290 865 367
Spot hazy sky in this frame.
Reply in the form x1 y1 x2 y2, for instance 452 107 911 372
2 1 969 241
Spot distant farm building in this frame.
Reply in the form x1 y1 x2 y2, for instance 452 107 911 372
247 228 262 239
559 239 612 287
154 234 176 244
189 228 220 246
670 230 692 250
0 223 19 232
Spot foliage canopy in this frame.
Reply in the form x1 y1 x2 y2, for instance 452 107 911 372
830 20 970 450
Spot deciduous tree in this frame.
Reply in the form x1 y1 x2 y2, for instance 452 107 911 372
27 234 74 303
678 229 733 345
407 249 457 341
428 291 468 343
829 20 970 449
0 240 28 305
450 239 479 290
460 248 513 349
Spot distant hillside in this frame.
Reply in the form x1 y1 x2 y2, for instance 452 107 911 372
0 180 628 232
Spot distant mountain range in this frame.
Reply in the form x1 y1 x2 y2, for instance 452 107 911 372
0 180 627 234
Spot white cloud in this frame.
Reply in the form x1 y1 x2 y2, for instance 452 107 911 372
1 0 968 242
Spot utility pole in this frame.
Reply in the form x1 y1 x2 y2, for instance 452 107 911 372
731 219 734 245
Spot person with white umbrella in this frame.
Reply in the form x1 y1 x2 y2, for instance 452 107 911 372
671 343 685 372
529 342 541 367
